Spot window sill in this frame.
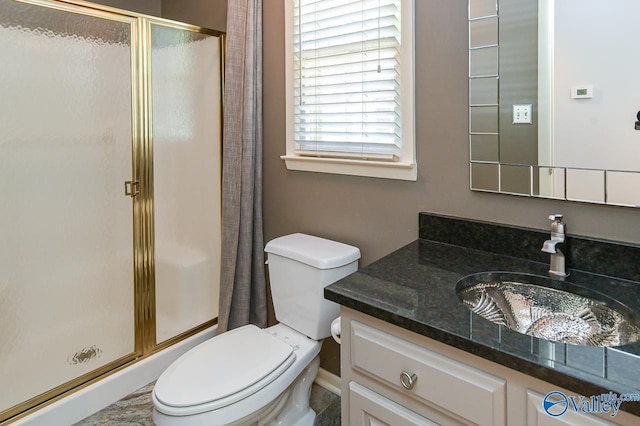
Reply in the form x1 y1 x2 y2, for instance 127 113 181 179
281 155 417 181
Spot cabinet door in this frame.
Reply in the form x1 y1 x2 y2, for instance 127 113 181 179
527 390 616 426
349 382 437 426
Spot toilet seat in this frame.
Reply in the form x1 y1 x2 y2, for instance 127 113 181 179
153 325 296 416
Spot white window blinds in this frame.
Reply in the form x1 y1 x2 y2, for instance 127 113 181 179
293 0 402 160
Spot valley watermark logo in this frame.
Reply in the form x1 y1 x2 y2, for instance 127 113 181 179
543 391 569 416
543 391 640 418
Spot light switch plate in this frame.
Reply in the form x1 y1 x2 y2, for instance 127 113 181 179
513 104 532 124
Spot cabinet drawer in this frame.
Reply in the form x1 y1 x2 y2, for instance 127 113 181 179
350 381 436 426
351 320 506 426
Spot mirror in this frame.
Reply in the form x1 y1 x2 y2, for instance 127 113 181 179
468 0 640 207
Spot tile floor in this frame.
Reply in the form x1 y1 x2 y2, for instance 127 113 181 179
75 382 341 425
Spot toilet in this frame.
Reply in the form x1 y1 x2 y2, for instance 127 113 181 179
152 233 360 426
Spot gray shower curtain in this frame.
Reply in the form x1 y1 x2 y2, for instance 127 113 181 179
218 0 267 332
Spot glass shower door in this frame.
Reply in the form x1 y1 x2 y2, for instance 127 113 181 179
150 22 222 344
0 0 137 417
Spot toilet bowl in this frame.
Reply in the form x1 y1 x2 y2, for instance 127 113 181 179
152 233 360 426
153 323 320 426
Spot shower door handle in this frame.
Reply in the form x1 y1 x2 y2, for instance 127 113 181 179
124 180 140 197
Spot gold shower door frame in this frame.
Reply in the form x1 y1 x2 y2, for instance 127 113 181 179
1 0 224 423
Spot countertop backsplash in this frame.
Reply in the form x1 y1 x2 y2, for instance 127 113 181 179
419 212 640 282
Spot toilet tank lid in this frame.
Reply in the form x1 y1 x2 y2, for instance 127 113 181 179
265 233 361 269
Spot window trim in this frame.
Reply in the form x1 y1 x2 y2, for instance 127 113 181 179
282 0 417 181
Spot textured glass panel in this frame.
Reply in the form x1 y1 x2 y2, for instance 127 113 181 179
470 46 498 77
470 134 499 162
0 0 129 44
566 169 605 203
470 106 498 133
606 348 640 389
0 0 134 413
469 17 497 48
566 346 604 377
469 0 497 19
531 340 562 363
152 24 221 344
606 171 640 207
471 163 499 191
470 312 500 347
500 164 530 195
469 77 498 105
535 167 566 199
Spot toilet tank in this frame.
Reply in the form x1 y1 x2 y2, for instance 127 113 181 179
264 233 360 340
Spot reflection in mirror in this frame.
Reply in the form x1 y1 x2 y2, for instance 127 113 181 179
468 0 640 207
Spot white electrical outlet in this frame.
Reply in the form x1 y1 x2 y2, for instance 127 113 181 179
513 104 532 124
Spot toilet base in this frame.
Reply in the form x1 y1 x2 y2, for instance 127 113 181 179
288 409 316 426
230 355 319 426
153 355 320 426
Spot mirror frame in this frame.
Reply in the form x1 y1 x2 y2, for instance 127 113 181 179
467 0 640 208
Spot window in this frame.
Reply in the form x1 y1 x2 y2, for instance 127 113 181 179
283 0 416 180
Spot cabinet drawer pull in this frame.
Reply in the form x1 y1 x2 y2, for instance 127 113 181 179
400 371 418 390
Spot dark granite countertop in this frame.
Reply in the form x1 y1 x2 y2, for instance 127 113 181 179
325 214 640 416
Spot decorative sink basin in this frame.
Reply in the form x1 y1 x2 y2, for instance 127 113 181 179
456 272 640 347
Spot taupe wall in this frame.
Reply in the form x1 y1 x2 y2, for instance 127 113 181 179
89 0 226 31
263 1 640 375
161 0 227 31
91 0 161 16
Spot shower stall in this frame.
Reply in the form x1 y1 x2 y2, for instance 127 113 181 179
0 0 223 422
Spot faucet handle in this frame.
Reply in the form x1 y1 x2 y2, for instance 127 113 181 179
548 214 563 222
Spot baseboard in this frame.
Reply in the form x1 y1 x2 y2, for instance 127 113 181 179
314 367 341 397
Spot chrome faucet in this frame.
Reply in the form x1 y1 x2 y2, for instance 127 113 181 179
541 214 568 278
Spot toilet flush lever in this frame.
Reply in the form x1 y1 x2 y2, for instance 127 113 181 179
124 180 140 197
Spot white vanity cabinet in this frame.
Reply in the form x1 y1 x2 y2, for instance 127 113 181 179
340 308 639 426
